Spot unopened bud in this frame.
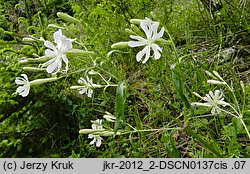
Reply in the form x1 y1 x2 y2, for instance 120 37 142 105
130 19 142 25
125 28 136 35
212 71 224 81
57 12 80 24
207 80 226 85
23 67 45 72
22 37 35 42
66 49 96 58
79 129 105 134
29 77 57 86
130 24 144 36
48 24 64 29
111 42 129 49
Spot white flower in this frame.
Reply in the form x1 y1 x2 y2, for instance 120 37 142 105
192 90 229 115
77 76 94 98
42 29 72 74
128 19 164 64
88 119 103 147
15 74 30 97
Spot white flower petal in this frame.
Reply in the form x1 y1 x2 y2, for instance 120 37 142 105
61 54 69 72
141 45 151 64
88 134 94 139
15 78 25 85
136 46 149 62
21 74 29 81
128 41 146 47
45 49 56 57
96 137 102 147
129 35 146 41
191 102 211 107
151 22 159 37
53 29 63 45
140 20 152 38
21 85 30 97
44 41 56 51
16 86 25 93
153 27 165 40
46 60 58 74
151 44 162 60
89 138 96 145
79 88 87 94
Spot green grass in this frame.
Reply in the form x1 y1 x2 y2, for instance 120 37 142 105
0 0 250 158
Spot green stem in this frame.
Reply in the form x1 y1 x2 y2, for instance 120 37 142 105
239 118 250 139
120 127 182 135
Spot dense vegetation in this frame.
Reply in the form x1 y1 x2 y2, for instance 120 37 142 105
0 0 250 157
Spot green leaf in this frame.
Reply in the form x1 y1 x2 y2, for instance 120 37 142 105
171 64 191 109
114 82 126 134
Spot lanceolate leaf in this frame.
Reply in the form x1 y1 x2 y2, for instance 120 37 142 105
114 82 126 134
171 64 191 109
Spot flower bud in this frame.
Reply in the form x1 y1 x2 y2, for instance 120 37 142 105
205 70 217 79
207 80 226 85
103 111 116 122
111 42 129 49
79 129 105 134
130 19 142 25
66 49 96 58
212 71 224 81
130 24 144 36
125 28 137 35
22 37 35 42
57 12 80 24
29 77 57 86
48 24 64 29
23 67 45 72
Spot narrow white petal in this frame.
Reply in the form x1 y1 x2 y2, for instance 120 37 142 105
142 46 151 64
130 35 146 41
151 44 162 60
153 27 165 40
128 41 146 47
136 46 148 62
89 138 96 145
79 88 87 94
53 29 63 45
62 54 69 72
191 102 211 107
16 86 25 93
21 85 30 97
60 39 72 52
15 78 25 85
21 74 29 81
87 89 93 98
96 137 102 147
140 20 152 38
44 41 56 51
45 49 56 57
151 22 159 37
46 60 58 74
88 134 94 139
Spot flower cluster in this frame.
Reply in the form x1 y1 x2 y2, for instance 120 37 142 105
15 29 73 97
